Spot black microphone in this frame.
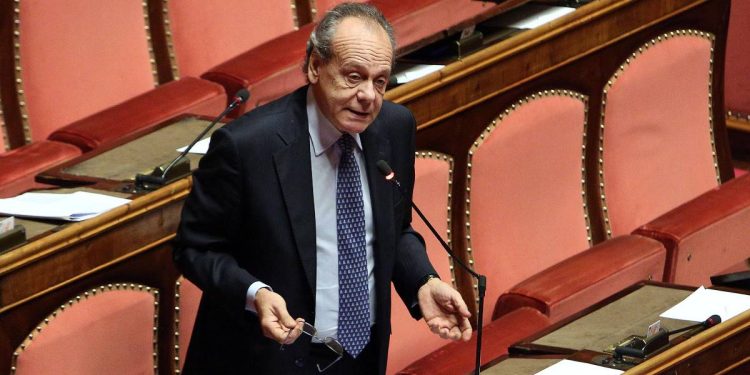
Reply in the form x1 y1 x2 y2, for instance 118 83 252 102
613 314 722 360
666 314 721 336
134 89 250 191
376 160 487 375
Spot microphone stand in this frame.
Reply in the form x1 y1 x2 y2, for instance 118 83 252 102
134 89 249 192
377 161 486 375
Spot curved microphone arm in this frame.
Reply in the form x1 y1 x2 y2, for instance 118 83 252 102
376 160 487 375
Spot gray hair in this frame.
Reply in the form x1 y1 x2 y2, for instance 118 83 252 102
303 3 396 74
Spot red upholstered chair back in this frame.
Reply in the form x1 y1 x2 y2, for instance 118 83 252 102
11 284 158 374
599 30 720 238
14 0 158 142
466 91 591 326
387 152 454 374
175 276 203 372
165 0 298 78
726 0 750 116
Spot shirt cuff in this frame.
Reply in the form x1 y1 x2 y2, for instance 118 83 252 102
246 281 272 313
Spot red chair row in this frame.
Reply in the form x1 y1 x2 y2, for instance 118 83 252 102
398 25 750 373
0 0 507 198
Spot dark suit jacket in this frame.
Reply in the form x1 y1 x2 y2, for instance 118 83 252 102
174 86 436 374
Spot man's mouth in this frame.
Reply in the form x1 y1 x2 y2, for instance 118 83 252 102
347 108 369 117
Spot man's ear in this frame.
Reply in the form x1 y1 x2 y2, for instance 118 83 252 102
307 54 321 84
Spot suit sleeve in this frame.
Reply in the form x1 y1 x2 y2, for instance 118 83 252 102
389 109 439 319
173 128 258 311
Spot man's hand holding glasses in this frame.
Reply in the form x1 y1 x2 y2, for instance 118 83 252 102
255 288 304 344
255 288 344 372
281 321 345 372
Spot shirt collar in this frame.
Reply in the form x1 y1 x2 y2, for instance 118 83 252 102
306 87 363 157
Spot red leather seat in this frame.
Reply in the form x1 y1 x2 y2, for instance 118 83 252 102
49 77 226 152
464 91 593 326
634 173 750 286
388 152 455 374
495 235 666 322
164 0 298 79
175 276 203 372
12 284 158 374
598 30 721 238
12 0 227 152
0 141 82 198
395 307 551 375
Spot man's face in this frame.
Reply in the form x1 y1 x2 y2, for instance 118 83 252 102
308 17 393 134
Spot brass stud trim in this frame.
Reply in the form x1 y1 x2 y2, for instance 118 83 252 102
12 0 31 144
310 0 319 22
290 0 301 30
598 29 719 238
142 0 160 86
161 0 181 80
10 283 160 374
415 151 457 287
465 89 590 304
727 111 750 122
0 96 8 151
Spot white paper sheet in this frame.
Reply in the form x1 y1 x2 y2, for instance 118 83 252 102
0 191 131 222
534 359 623 375
660 286 750 323
177 137 211 155
393 64 444 84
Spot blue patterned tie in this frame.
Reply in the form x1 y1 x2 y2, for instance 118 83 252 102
336 134 370 358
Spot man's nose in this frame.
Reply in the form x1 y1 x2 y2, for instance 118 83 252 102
356 80 376 103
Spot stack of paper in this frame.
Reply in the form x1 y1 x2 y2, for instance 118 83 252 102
0 191 131 222
535 359 623 375
177 137 211 155
661 286 750 323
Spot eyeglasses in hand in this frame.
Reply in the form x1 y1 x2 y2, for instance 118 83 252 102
280 322 344 373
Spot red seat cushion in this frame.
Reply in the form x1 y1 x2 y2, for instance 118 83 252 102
16 0 158 142
0 141 82 198
634 173 750 285
395 307 551 375
48 77 227 152
494 235 666 322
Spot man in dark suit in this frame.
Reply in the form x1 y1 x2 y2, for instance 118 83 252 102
174 3 471 374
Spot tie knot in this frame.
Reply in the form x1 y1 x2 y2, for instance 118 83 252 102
338 134 355 155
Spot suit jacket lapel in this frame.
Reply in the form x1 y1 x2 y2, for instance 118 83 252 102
361 120 394 307
273 89 317 296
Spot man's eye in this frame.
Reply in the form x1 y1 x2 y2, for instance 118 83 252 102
347 73 362 82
